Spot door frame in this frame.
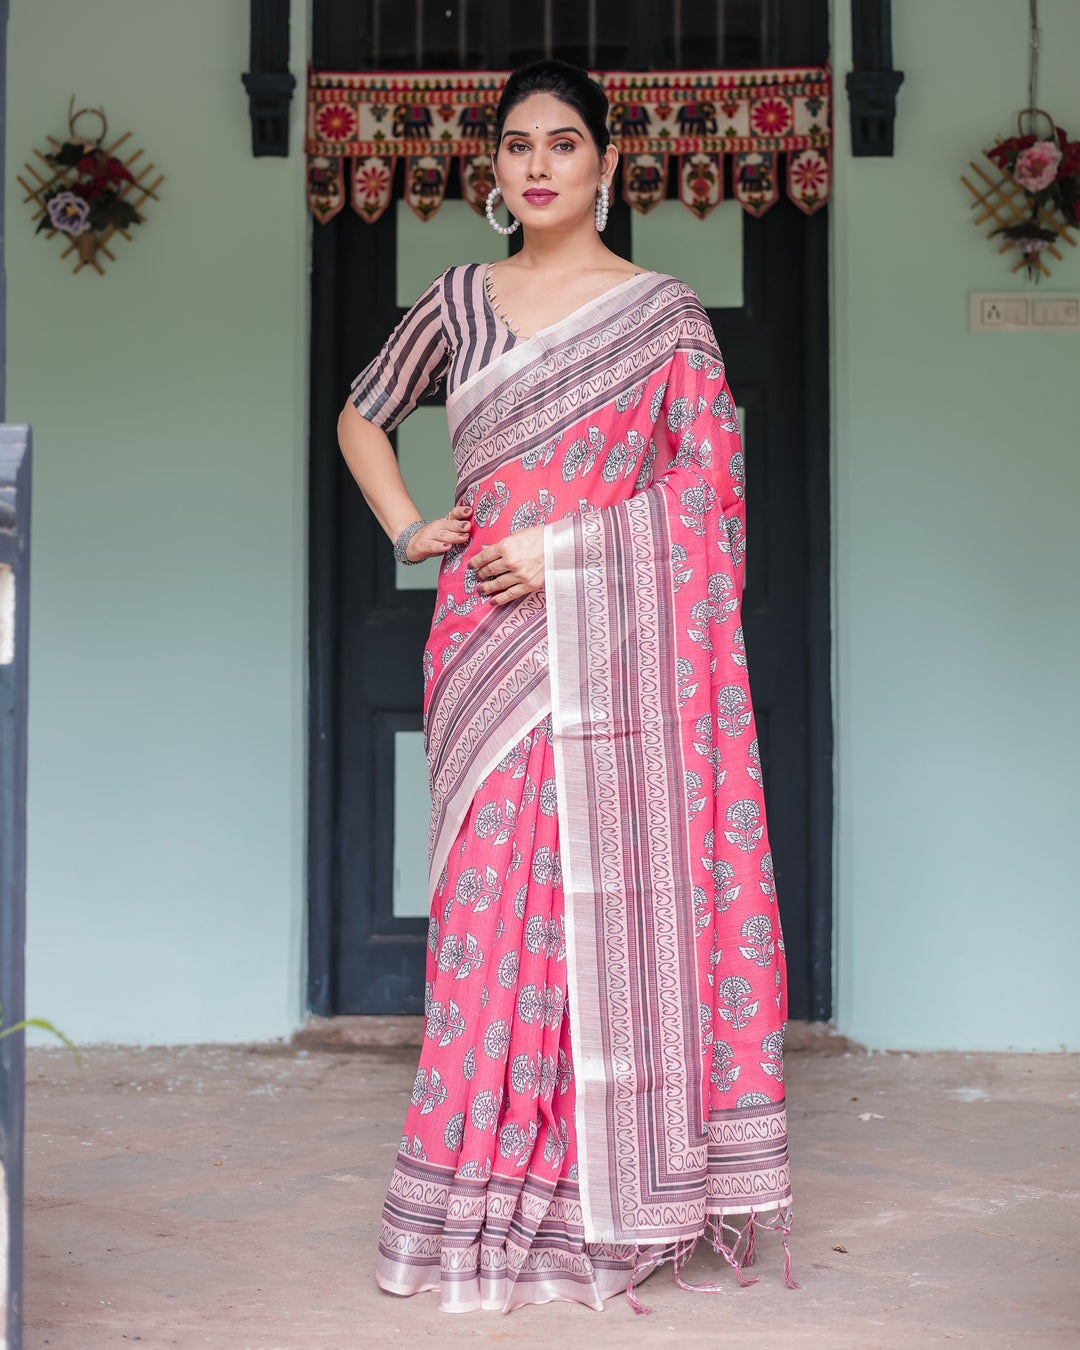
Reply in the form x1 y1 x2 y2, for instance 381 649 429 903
305 0 833 1022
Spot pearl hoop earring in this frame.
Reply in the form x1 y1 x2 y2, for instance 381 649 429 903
485 186 520 236
595 182 610 232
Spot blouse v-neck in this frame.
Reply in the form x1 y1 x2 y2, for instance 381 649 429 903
483 262 653 342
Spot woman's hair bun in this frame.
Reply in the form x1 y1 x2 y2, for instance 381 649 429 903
495 59 610 156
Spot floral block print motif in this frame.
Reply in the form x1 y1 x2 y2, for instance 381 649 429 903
352 267 793 1312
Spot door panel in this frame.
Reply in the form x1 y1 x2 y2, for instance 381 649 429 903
308 0 832 1020
396 199 506 306
393 729 433 917
630 201 744 309
395 407 459 591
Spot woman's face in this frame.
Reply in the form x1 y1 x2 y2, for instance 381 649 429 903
492 92 617 232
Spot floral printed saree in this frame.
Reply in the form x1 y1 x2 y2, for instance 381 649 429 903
352 266 793 1314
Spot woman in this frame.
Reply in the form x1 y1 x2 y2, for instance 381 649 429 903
338 59 794 1315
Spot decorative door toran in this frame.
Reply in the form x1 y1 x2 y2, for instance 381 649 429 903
304 66 832 223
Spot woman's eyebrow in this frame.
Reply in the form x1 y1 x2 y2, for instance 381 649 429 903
500 126 585 141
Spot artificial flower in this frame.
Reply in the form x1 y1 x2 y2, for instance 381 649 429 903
1059 140 1080 179
76 153 132 185
986 133 1036 170
1013 140 1063 192
46 191 90 236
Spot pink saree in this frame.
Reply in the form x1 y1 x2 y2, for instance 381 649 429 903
354 267 792 1313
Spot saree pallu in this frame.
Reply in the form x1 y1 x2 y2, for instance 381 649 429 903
376 272 793 1313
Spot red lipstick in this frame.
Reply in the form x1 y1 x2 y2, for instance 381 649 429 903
522 189 558 204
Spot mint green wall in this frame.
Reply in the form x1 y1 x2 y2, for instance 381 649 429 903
6 1 309 1043
832 0 1080 1049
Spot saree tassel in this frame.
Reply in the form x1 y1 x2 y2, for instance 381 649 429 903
671 1236 726 1295
595 1241 659 1315
706 1216 759 1288
742 1212 757 1268
625 1257 654 1316
781 1210 802 1291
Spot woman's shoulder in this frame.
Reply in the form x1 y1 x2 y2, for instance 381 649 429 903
403 264 493 330
420 261 498 305
640 272 711 324
413 262 490 294
643 271 702 301
433 262 496 283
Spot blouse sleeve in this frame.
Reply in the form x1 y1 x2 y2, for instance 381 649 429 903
350 272 450 432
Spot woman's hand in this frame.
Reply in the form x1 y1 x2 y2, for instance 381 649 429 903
467 526 545 605
404 502 473 562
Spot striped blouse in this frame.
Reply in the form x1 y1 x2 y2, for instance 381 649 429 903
350 263 519 431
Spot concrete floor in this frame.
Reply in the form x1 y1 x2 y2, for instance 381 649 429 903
22 1037 1080 1350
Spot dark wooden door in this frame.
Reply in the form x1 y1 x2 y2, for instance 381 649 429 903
308 0 832 1020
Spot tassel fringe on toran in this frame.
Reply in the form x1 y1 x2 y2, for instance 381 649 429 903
608 1207 800 1316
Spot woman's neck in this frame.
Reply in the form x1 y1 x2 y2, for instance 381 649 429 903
506 222 618 275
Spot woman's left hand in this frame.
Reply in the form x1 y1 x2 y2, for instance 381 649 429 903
467 526 545 606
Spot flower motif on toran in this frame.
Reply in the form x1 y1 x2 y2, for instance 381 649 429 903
316 102 358 142
750 98 792 137
791 152 828 195
356 161 391 201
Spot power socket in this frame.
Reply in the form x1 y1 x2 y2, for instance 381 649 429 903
970 292 1080 332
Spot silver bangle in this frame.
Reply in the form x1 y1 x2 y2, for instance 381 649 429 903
393 518 431 565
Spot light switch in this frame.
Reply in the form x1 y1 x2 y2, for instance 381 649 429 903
1032 297 1080 328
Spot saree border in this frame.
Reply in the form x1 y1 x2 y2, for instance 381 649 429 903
425 591 552 888
546 490 708 1243
447 275 694 495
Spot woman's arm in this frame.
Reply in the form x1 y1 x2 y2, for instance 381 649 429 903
337 400 471 562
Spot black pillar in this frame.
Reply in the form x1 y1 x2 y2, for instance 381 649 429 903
243 0 297 157
846 0 904 157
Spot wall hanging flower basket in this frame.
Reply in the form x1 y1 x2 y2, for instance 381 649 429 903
18 100 164 276
962 109 1079 281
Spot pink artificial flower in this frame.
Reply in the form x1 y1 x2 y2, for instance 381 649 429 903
1014 140 1063 192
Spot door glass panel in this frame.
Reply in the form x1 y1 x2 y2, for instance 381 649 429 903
393 730 432 917
630 200 743 309
364 0 775 73
395 406 458 590
396 198 504 308
369 0 483 68
504 0 774 70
